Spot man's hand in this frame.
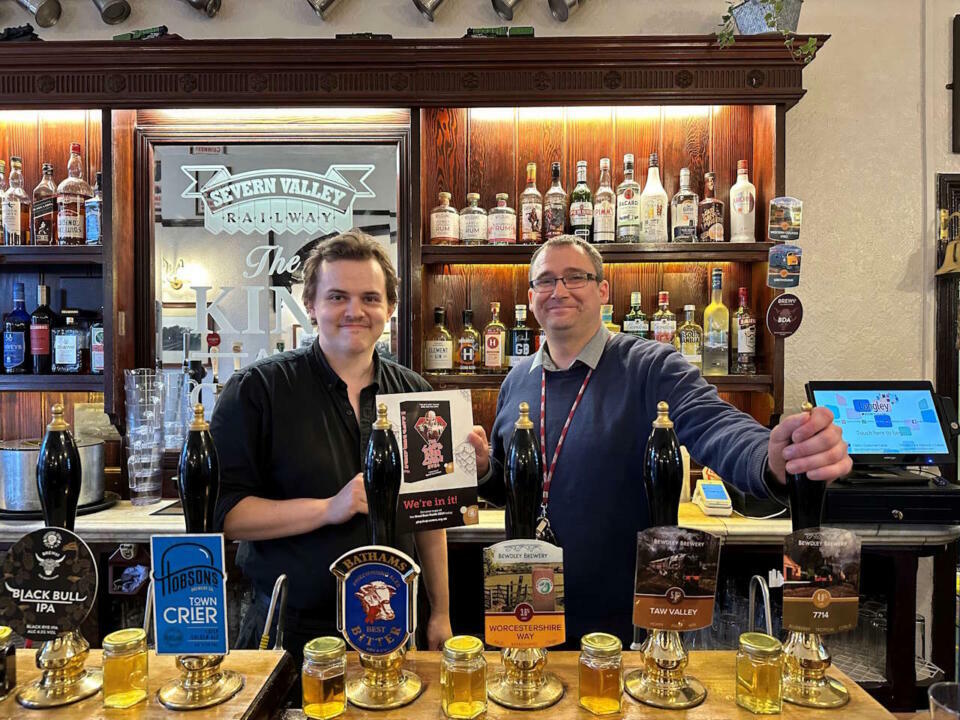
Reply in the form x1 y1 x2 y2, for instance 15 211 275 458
467 425 490 477
426 611 453 651
323 473 368 525
768 407 852 485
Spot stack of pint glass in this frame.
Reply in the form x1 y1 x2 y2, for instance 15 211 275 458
123 369 165 505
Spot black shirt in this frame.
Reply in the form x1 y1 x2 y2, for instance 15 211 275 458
212 339 431 613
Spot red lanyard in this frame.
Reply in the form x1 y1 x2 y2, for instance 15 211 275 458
538 365 593 517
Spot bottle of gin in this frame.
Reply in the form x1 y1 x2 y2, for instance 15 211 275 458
2 156 31 246
593 157 615 244
670 167 698 241
601 304 619 333
622 292 648 339
424 307 454 374
85 171 102 245
676 305 703 369
651 291 676 345
698 172 724 242
733 287 757 375
460 192 487 245
2 282 30 373
703 268 729 375
616 153 641 242
520 162 543 244
457 308 481 373
730 160 756 243
483 301 507 373
543 162 566 240
508 305 534 367
640 152 668 243
569 160 593 242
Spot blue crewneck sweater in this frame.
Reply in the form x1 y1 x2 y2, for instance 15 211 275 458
482 331 772 647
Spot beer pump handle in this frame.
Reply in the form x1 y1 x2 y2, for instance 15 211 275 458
178 403 220 534
363 403 402 548
36 403 83 531
787 402 826 533
504 402 542 540
643 401 683 528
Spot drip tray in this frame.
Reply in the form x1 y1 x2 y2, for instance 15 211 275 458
0 491 120 521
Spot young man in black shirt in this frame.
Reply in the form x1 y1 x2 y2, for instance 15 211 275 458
212 231 453 660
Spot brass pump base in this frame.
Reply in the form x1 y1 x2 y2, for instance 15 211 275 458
347 648 423 710
487 647 564 710
625 629 706 710
17 630 102 709
782 631 849 709
157 654 244 710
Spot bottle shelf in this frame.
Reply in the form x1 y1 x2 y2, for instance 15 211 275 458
0 374 105 391
420 242 773 266
424 372 773 392
0 245 103 266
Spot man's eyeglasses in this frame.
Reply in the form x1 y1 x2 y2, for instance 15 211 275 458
529 272 599 293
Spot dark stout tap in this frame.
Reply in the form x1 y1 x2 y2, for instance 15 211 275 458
35 403 82 531
787 401 826 532
178 403 220 534
364 403 402 547
643 401 684 528
504 401 543 540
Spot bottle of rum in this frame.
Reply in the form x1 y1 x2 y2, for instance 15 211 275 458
85 171 102 245
2 282 30 373
676 305 703 369
488 193 517 244
424 306 453 374
460 192 487 245
730 160 756 243
601 304 619 333
520 162 543 244
670 167 698 242
651 291 676 345
593 157 615 244
640 152 668 243
30 284 55 374
616 153 641 242
508 304 534 367
32 162 57 246
430 191 459 245
543 162 566 240
623 292 648 338
57 143 92 245
2 156 31 246
703 268 729 375
733 287 757 375
569 160 593 242
698 172 724 242
457 308 481 373
483 301 507 373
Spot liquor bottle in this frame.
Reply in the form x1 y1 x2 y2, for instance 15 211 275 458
460 192 487 245
424 306 453 374
32 163 57 246
733 287 757 375
57 143 93 245
569 160 593 242
85 171 102 245
651 291 676 345
787 402 826 532
457 308 481 373
616 153 641 242
698 171 724 242
178 403 220 533
31 163 57 245
520 162 543 244
508 304 534 367
640 152 668 243
36 403 83 530
730 160 757 243
504 401 543 540
593 157 615 244
483 301 507 372
601 304 619 333
430 191 459 245
52 314 89 374
2 156 31 245
364 403 402 547
30 284 54 374
543 162 566 240
91 313 105 374
2 282 30 373
488 193 517 244
670 167 698 242
622 292 649 339
703 268 729 376
676 305 703 369
644 401 683 527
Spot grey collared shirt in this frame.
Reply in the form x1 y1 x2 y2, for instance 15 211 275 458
531 324 611 372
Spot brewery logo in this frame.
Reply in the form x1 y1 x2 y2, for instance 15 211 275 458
0 527 97 641
330 546 420 655
150 534 229 656
181 164 376 236
766 293 803 338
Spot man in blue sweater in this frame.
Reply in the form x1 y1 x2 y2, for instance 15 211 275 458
469 235 851 646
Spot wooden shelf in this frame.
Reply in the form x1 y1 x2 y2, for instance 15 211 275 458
0 245 103 266
424 372 773 392
0 374 104 392
421 243 774 265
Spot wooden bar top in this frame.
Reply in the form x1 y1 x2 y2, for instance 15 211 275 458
0 648 295 720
